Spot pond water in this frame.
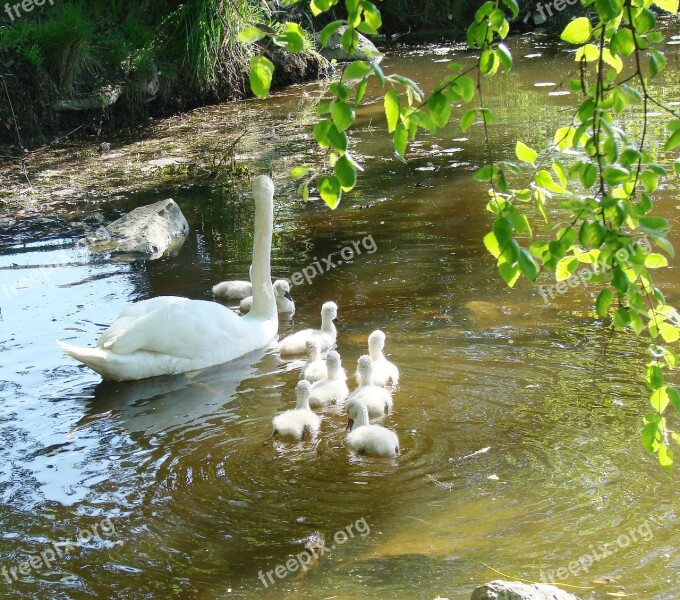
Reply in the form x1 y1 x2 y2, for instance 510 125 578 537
1 28 680 600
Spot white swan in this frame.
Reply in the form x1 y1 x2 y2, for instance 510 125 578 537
278 301 338 356
346 398 399 457
346 355 393 418
58 175 279 381
355 330 400 387
309 351 349 407
300 339 327 383
272 380 321 441
240 279 295 314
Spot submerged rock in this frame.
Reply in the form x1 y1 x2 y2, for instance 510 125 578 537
471 580 580 600
87 198 189 259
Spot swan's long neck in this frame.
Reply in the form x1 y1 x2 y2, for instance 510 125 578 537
328 361 340 380
249 179 277 322
353 403 370 428
359 364 373 387
296 388 310 410
368 344 385 362
321 314 336 337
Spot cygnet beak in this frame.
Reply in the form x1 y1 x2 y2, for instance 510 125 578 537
284 291 293 301
345 418 353 432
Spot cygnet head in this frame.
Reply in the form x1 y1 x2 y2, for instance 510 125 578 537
356 354 374 387
274 279 293 301
321 301 338 323
345 397 370 431
305 339 321 361
326 350 342 378
295 379 312 408
252 175 274 207
368 330 386 359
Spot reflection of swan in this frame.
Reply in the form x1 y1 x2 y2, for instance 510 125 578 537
346 356 393 418
272 380 321 441
279 301 338 356
355 330 399 387
300 339 327 383
58 176 278 381
309 351 349 407
240 280 295 315
346 398 399 457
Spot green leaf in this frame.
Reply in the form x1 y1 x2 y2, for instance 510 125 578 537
343 60 373 81
645 364 664 390
651 386 670 412
330 100 355 131
335 155 357 191
320 20 345 47
515 141 537 164
518 248 538 282
460 109 477 132
341 27 359 55
454 76 475 103
384 90 400 133
634 7 657 34
237 26 267 44
427 92 451 128
659 322 680 343
290 165 310 179
484 231 501 258
535 170 566 193
560 17 593 45
496 43 512 71
318 176 342 209
649 48 667 77
249 55 274 99
276 22 305 52
644 253 669 268
501 0 520 18
498 258 521 287
654 0 679 13
596 288 613 317
668 387 680 410
595 0 623 22
393 123 408 159
664 128 680 151
658 444 673 469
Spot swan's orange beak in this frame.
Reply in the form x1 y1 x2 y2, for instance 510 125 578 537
345 418 353 432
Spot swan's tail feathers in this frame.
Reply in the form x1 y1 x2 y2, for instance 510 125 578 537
57 340 110 375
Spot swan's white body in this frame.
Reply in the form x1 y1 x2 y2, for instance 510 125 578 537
58 176 279 381
346 399 399 458
309 351 349 407
272 380 321 441
355 330 399 387
212 279 252 300
279 301 338 356
300 339 327 384
347 355 393 418
240 280 295 315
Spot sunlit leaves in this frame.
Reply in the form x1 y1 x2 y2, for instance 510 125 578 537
384 90 400 133
236 27 267 43
318 176 341 209
596 288 614 317
653 0 679 12
342 60 373 82
561 17 593 44
516 141 537 164
249 55 274 99
330 100 354 131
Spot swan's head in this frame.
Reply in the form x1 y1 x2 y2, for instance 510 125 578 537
368 330 386 353
295 379 312 408
345 397 369 431
252 175 275 207
273 279 293 301
321 301 338 323
305 339 321 361
356 354 374 386
326 350 341 375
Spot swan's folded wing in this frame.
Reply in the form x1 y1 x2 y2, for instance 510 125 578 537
97 296 185 348
105 299 245 358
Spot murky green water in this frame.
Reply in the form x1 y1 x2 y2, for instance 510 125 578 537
1 29 680 600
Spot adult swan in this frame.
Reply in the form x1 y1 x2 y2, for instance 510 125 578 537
58 175 278 381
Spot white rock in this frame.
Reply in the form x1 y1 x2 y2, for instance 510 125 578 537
471 581 580 600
